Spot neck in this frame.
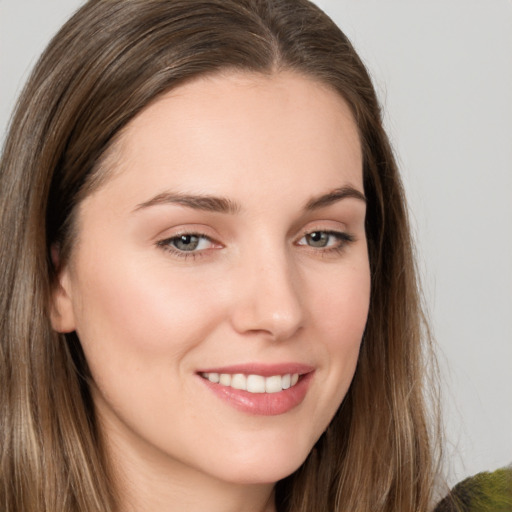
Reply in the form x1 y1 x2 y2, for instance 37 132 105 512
115 462 276 512
100 416 277 512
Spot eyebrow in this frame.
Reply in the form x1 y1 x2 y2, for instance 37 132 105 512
305 186 366 210
134 192 241 214
133 185 366 215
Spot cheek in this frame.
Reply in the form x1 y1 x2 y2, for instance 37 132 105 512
68 250 231 448
69 250 225 380
315 258 371 344
311 258 371 400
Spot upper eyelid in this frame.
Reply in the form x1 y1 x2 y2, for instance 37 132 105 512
155 221 355 247
296 230 354 242
156 233 218 260
156 232 352 260
157 226 351 242
154 224 219 242
159 232 217 245
295 226 351 240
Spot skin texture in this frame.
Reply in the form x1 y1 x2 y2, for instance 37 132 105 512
51 71 371 512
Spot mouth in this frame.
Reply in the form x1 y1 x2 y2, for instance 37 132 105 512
200 372 300 394
197 364 314 416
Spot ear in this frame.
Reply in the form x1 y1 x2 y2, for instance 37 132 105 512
50 245 77 333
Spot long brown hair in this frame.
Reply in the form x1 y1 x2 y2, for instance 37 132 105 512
0 1 441 510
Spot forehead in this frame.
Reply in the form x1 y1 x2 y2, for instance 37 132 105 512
88 70 363 210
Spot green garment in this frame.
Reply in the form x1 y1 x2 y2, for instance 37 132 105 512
434 466 512 512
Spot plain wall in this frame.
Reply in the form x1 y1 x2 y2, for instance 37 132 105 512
1 0 511 487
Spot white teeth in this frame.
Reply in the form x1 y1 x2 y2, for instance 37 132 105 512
219 373 232 386
202 372 300 393
265 375 282 393
230 373 246 390
208 372 220 383
246 374 266 393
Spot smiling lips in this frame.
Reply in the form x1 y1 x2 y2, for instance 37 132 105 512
201 372 300 393
198 364 314 416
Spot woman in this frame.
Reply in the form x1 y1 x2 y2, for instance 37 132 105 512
0 1 441 511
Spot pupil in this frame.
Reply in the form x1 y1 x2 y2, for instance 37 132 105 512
175 235 199 251
308 232 328 247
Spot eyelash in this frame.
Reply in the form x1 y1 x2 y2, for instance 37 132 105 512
296 230 355 255
156 229 355 260
156 232 217 260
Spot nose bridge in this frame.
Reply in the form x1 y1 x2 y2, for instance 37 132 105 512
230 239 304 340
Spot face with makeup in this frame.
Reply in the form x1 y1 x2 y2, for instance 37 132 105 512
51 71 371 504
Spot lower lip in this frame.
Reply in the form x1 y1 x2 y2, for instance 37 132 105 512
199 372 313 416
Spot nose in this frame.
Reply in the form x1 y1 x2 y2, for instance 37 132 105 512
229 248 305 341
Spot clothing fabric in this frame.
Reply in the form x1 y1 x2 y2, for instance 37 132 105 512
434 466 512 512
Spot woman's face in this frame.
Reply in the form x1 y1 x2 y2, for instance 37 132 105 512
52 71 370 487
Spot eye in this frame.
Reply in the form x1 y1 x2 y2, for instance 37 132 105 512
297 230 354 250
157 233 215 254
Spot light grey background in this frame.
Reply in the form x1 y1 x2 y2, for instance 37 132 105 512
315 0 512 485
1 0 511 486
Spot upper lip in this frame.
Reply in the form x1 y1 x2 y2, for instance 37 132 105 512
196 363 315 377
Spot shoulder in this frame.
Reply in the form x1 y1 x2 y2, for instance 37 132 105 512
434 465 512 512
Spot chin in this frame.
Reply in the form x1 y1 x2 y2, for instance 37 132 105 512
211 440 314 485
